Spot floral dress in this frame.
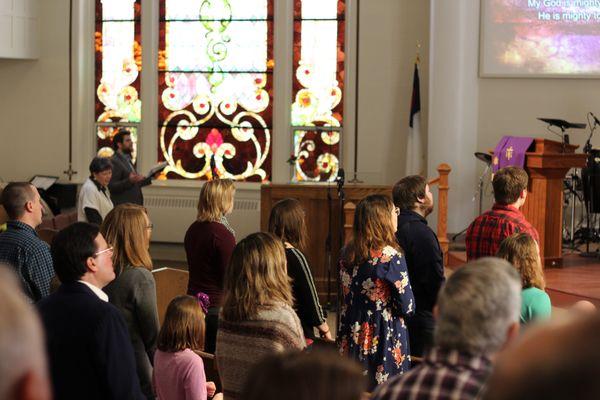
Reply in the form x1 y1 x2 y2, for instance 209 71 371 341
338 246 415 389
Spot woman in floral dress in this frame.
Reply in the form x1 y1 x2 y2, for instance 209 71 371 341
338 194 415 390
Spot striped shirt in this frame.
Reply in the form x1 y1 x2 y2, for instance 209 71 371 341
216 303 305 399
0 220 54 301
285 247 326 338
372 347 493 400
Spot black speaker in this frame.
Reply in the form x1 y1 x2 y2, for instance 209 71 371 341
582 149 600 214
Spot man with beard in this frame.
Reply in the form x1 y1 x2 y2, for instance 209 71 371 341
393 175 445 357
108 129 151 206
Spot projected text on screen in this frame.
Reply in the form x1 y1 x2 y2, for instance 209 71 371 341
481 0 600 76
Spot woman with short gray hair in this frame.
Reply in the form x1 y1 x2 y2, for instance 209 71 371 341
77 157 114 225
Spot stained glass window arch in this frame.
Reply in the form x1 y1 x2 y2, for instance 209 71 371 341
93 0 347 183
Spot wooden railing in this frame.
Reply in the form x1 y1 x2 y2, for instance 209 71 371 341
343 163 452 264
428 163 451 265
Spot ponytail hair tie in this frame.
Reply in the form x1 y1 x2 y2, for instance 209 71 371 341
195 292 210 314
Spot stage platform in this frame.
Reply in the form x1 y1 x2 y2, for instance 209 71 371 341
448 251 600 308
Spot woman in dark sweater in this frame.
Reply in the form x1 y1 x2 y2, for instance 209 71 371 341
268 198 332 342
185 178 236 353
101 204 160 399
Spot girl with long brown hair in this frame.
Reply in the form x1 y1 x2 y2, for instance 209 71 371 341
216 232 305 399
101 203 159 399
185 179 236 354
268 198 332 342
497 233 551 324
337 194 415 390
153 295 221 400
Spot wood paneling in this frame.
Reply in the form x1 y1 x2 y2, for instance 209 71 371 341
152 267 189 325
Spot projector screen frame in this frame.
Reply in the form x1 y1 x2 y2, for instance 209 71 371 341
479 0 600 79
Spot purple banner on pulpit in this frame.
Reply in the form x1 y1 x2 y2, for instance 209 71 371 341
492 136 535 173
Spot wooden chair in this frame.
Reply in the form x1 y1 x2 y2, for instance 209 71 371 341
193 350 222 392
152 267 189 325
53 213 71 231
37 228 58 245
37 219 54 230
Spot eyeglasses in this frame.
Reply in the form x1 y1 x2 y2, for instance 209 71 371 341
394 207 400 216
94 246 113 257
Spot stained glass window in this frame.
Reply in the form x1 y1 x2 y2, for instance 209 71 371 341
158 0 274 181
291 0 345 182
95 0 142 161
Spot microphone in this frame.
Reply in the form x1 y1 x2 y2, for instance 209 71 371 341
336 168 345 186
592 112 600 126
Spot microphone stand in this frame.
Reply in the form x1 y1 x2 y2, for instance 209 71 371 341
581 116 599 258
325 184 333 309
335 169 345 334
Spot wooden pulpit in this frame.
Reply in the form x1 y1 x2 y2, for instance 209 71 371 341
521 139 587 266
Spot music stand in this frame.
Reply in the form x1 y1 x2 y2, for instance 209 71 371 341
537 118 586 152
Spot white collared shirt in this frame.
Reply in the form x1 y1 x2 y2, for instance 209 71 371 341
78 280 109 302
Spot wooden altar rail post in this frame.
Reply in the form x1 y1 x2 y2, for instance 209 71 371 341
343 163 451 264
428 163 451 265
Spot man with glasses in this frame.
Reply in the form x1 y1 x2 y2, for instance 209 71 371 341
37 222 145 400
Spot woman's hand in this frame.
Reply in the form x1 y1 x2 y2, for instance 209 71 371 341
207 381 217 397
318 322 333 341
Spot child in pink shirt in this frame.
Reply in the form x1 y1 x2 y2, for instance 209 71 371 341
153 295 221 400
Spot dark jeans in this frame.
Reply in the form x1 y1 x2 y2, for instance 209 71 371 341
205 306 220 354
406 310 435 358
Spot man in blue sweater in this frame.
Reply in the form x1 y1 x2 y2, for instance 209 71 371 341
37 222 145 400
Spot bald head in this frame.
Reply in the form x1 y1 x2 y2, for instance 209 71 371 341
484 313 600 400
0 266 50 400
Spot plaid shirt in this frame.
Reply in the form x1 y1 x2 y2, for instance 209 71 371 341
372 347 493 400
465 204 539 261
0 220 54 301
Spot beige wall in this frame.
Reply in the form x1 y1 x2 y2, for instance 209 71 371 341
0 0 68 182
478 78 600 154
356 0 429 184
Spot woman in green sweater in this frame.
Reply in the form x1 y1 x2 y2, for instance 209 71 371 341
497 233 551 324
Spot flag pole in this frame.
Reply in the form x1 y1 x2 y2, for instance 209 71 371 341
415 41 421 65
348 0 363 183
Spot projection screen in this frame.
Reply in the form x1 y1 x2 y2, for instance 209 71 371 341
480 0 600 77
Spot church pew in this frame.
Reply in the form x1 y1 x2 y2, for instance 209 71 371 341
152 267 189 325
193 350 222 392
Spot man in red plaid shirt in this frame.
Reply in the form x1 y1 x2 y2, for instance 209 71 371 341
466 166 539 261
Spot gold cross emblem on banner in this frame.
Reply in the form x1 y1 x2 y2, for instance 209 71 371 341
505 146 514 161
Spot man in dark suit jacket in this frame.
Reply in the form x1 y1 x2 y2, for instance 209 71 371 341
108 129 151 205
393 175 446 358
37 222 145 400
